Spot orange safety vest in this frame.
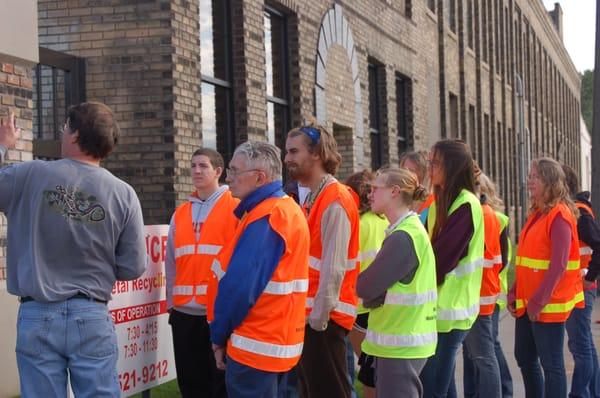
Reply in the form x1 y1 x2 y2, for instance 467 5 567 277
479 203 502 316
305 182 360 331
172 191 239 308
213 195 310 372
515 203 584 322
576 202 596 290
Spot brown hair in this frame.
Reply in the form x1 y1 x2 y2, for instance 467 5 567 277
345 169 375 215
66 102 120 159
287 121 342 175
399 150 429 186
561 163 579 197
375 166 427 207
192 147 225 170
430 139 477 241
531 158 578 217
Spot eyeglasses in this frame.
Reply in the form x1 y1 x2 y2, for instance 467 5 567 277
226 168 262 178
299 126 321 145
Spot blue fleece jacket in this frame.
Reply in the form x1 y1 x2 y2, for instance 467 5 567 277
210 181 286 347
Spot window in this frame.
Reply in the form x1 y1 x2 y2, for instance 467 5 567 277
200 0 235 160
264 7 290 149
467 0 474 49
405 0 412 19
396 73 413 156
449 92 458 138
369 62 385 170
427 0 436 13
482 0 489 63
468 105 476 151
448 0 457 33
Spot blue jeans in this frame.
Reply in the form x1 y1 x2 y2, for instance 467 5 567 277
16 298 119 398
346 336 357 398
515 315 567 398
492 306 513 397
420 329 469 398
462 314 502 397
566 288 600 398
226 356 280 398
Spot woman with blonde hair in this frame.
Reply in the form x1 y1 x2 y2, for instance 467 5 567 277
400 151 434 223
345 169 388 398
357 166 437 397
508 157 584 398
459 170 508 398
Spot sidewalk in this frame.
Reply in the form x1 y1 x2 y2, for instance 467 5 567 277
454 299 600 396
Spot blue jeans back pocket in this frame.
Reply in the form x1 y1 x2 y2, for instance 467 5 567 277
76 315 117 359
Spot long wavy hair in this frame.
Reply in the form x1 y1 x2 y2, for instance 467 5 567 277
430 139 477 241
287 120 342 176
530 158 578 218
345 169 375 215
477 172 504 212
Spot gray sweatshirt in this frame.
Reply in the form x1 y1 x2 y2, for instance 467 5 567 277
0 148 147 302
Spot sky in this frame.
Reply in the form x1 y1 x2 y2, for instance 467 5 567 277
541 0 596 72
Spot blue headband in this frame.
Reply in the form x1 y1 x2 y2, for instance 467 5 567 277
299 126 321 145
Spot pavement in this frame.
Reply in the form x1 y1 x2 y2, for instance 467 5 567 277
453 300 600 396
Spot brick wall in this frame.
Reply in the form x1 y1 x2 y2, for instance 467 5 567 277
0 58 34 281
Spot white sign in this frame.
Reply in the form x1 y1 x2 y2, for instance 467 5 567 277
108 225 176 397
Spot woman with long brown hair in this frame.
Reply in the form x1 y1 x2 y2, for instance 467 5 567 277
419 139 485 398
508 157 583 398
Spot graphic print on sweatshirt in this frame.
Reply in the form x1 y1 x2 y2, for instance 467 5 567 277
44 185 106 222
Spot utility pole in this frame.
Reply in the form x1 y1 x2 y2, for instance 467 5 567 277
592 0 600 214
515 74 528 228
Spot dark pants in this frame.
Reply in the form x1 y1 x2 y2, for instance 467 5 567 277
169 310 226 398
420 329 469 398
226 356 280 398
515 315 567 398
492 306 514 398
462 314 502 398
566 288 600 398
297 321 351 398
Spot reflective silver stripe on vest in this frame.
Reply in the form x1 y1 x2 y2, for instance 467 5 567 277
263 279 309 295
306 298 357 317
211 259 225 280
230 333 303 359
384 290 437 306
196 285 208 295
581 246 593 256
174 245 196 259
358 249 378 263
447 258 484 278
437 302 480 321
479 294 499 305
365 330 437 347
308 256 357 272
197 244 222 255
497 292 507 303
483 255 502 268
172 285 194 295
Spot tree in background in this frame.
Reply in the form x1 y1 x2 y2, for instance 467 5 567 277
581 69 594 132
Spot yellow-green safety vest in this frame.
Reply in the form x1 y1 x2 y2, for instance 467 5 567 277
427 189 484 332
357 211 389 315
361 213 438 359
495 211 511 310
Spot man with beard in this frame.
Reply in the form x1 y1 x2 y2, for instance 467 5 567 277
284 124 360 397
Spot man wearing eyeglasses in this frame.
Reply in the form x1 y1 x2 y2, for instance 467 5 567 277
285 125 360 398
165 148 238 398
210 141 310 397
0 104 146 397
